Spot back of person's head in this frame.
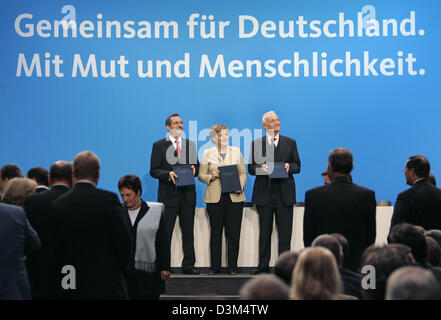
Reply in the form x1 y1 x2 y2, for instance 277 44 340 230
312 234 343 267
359 244 382 272
328 148 353 174
240 274 289 300
118 174 142 194
0 164 23 180
291 247 342 300
361 245 409 300
386 266 437 300
26 166 49 187
426 236 441 267
1 177 37 206
425 230 441 247
388 243 416 266
428 173 437 186
388 223 428 265
274 251 300 285
331 233 350 266
49 161 73 186
406 155 430 179
73 151 100 181
0 164 23 191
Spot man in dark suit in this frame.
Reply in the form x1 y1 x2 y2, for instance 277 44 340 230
390 155 441 231
150 114 199 274
303 148 376 272
52 151 132 299
23 161 73 299
27 166 49 193
248 111 301 274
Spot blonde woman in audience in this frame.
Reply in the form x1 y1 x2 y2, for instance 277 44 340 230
290 247 343 300
1 178 37 207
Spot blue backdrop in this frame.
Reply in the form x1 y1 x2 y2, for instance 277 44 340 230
1 0 440 206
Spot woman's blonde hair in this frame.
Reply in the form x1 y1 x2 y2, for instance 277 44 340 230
209 124 229 143
290 247 342 300
1 177 37 207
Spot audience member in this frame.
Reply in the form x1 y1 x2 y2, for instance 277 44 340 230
274 251 299 286
312 234 362 299
331 233 350 269
290 247 342 300
52 151 132 299
426 236 441 267
26 167 49 193
0 202 40 299
240 274 289 300
388 243 417 266
118 174 170 300
391 155 441 230
360 245 408 300
388 223 441 282
22 161 73 299
386 266 438 300
1 178 37 206
303 148 376 271
0 164 24 197
424 229 441 247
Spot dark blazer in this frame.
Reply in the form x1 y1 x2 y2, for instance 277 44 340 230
391 179 441 230
248 135 301 206
150 137 199 207
52 182 132 299
303 177 377 271
23 185 70 299
0 203 41 300
122 200 170 298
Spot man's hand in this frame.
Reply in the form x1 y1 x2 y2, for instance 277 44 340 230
285 163 290 172
210 169 220 181
161 270 171 280
169 171 178 184
261 164 268 172
191 165 196 176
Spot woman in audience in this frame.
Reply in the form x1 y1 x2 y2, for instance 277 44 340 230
1 177 37 206
290 247 342 300
118 174 170 300
198 124 247 275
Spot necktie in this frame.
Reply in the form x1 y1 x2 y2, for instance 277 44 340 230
176 140 181 158
273 137 278 148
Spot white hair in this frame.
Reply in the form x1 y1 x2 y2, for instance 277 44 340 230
262 110 277 125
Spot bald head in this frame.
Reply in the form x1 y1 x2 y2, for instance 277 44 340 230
49 161 73 187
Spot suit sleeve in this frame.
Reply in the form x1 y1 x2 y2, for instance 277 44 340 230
198 149 212 185
390 192 408 228
150 142 171 183
23 214 41 256
107 194 132 272
248 141 260 176
287 139 301 175
366 191 377 246
190 140 199 177
238 151 247 189
156 211 171 271
303 191 315 247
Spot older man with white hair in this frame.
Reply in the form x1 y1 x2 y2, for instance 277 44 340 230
248 111 301 275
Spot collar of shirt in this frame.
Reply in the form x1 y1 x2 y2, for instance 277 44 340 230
76 180 96 187
36 185 49 190
413 178 425 185
168 134 182 149
267 133 280 146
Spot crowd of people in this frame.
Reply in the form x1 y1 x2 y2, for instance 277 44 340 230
0 110 440 300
